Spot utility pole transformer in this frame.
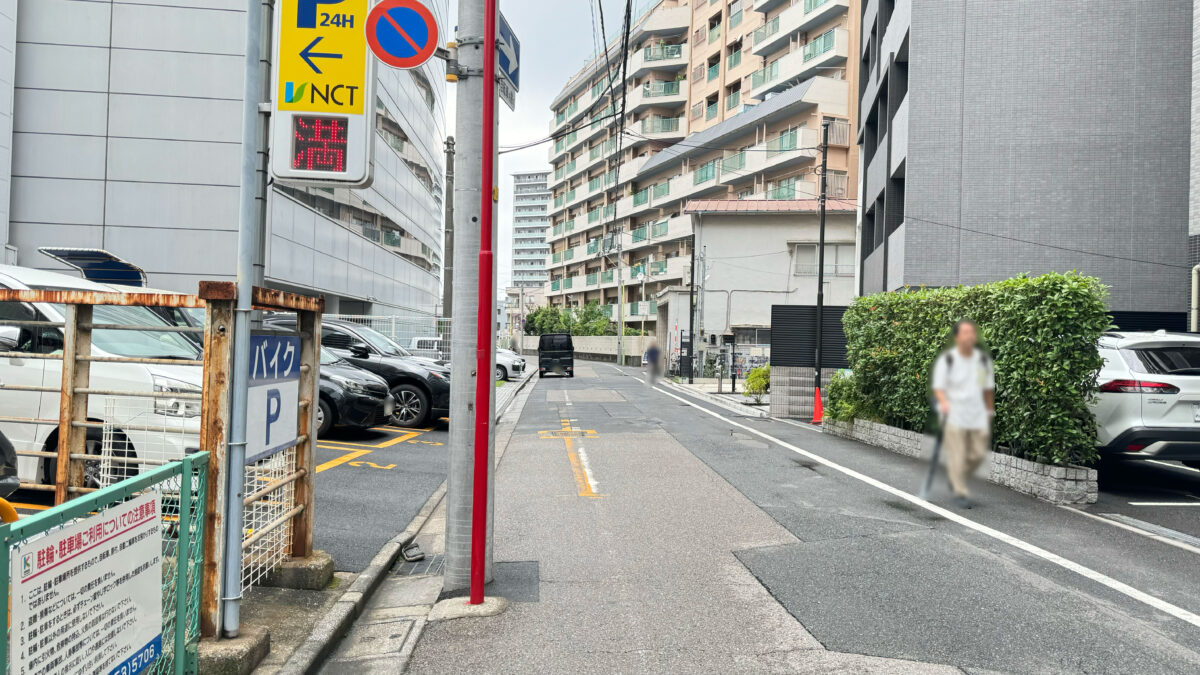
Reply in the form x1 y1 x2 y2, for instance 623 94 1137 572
444 0 499 596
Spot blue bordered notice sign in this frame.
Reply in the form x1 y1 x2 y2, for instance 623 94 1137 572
10 492 163 675
247 334 302 465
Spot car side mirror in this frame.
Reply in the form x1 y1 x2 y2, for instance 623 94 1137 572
350 344 371 358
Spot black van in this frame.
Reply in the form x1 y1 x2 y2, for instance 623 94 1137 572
538 333 574 378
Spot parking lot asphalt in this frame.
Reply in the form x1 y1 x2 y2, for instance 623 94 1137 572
314 420 449 572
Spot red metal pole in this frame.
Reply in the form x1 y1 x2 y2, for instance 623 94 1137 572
470 0 499 606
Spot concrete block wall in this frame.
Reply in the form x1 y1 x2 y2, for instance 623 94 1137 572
770 366 837 419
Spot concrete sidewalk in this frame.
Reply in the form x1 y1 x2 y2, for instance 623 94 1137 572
405 362 960 674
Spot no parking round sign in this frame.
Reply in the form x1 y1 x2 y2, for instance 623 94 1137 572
366 0 440 69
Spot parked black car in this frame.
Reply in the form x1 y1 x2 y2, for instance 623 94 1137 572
267 318 450 427
538 333 574 378
318 349 395 437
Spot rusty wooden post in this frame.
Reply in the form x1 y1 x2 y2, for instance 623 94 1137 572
55 304 92 505
198 282 235 638
290 308 320 558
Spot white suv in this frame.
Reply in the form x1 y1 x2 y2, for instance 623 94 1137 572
0 265 202 487
1095 331 1200 468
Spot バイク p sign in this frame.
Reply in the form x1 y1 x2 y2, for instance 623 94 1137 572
270 0 376 187
366 0 440 70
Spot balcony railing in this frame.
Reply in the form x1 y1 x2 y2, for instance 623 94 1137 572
767 181 796 199
602 270 615 283
727 50 742 70
706 102 718 120
730 8 743 28
564 277 574 289
804 0 832 12
643 81 681 98
644 44 683 61
752 16 780 45
587 239 600 254
708 23 721 43
750 60 780 90
632 227 648 242
707 63 720 81
564 219 575 232
651 221 669 238
586 272 598 285
552 251 563 263
722 151 745 172
590 138 617 160
693 160 717 185
766 129 798 157
642 116 681 134
651 260 667 275
653 180 671 199
552 279 561 291
633 188 650 206
803 29 835 61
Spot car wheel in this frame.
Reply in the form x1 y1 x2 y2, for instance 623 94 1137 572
1184 461 1200 470
391 384 431 428
495 365 508 381
43 428 132 490
316 398 334 438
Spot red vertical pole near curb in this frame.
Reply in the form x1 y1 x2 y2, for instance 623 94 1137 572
470 0 499 606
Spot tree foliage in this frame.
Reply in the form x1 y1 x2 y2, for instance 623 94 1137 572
828 272 1111 466
743 364 770 405
525 302 619 336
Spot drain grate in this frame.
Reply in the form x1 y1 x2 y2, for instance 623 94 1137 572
395 553 444 576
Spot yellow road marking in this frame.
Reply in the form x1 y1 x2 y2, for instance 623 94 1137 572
348 460 397 470
315 449 372 473
319 430 422 449
543 418 604 498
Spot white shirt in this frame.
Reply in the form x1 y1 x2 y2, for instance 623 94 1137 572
932 347 995 430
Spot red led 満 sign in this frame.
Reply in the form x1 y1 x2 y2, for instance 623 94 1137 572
292 116 348 173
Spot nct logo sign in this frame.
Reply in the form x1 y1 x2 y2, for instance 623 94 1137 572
276 0 368 115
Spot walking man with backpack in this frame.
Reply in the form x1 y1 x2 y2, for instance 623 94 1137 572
932 319 995 509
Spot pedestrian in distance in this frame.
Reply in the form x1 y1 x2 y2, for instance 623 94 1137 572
931 319 995 509
644 340 662 387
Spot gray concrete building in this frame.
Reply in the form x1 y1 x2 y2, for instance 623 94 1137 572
0 0 447 315
861 0 1191 318
510 170 551 288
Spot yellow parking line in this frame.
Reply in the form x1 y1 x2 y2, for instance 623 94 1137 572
315 449 372 474
319 430 423 449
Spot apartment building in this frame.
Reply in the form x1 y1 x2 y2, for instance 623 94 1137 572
544 0 859 337
0 0 448 315
511 171 552 289
861 0 1191 319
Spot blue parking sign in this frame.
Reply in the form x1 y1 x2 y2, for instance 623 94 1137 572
246 334 302 464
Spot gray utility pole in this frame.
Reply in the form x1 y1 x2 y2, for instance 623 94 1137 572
442 136 456 320
688 225 697 384
616 229 625 364
444 1 499 593
814 119 831 407
223 0 268 638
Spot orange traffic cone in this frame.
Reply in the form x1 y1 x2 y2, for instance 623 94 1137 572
811 387 824 425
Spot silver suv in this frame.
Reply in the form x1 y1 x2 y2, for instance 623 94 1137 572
1095 331 1200 468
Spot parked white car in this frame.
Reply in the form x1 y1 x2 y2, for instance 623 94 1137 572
0 265 203 487
495 351 525 381
1095 331 1200 468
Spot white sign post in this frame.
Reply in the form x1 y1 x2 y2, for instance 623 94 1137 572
10 493 164 675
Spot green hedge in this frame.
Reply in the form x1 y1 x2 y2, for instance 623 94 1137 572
829 272 1110 466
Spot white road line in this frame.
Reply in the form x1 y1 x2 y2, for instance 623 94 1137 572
1059 506 1200 557
1129 502 1200 507
576 445 600 493
1147 459 1200 475
635 375 1200 631
564 390 573 406
776 417 823 432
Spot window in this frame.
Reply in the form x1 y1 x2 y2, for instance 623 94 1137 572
793 244 856 276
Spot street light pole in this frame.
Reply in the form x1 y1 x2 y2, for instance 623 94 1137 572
814 119 830 414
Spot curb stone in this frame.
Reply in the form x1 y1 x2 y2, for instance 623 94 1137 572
659 378 769 418
274 367 536 674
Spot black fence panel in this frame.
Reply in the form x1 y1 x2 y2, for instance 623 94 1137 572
770 305 849 368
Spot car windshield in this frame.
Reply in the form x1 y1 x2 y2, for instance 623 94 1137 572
1122 345 1200 375
354 325 412 357
45 301 200 359
320 349 342 365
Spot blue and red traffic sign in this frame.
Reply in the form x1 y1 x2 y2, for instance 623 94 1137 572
366 0 439 70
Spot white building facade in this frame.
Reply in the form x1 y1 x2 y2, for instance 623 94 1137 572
510 170 550 289
0 0 447 315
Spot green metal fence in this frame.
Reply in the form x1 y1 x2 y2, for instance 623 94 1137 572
0 452 209 675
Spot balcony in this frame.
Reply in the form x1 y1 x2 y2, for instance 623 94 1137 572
638 115 685 143
707 23 722 44
750 29 849 97
726 90 741 110
628 79 688 113
752 0 788 14
549 130 579 162
707 63 720 82
629 42 689 79
718 127 821 186
549 97 588 137
752 0 848 58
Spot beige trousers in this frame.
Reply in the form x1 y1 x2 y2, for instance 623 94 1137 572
942 424 990 497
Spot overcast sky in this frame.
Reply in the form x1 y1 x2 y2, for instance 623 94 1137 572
445 0 629 288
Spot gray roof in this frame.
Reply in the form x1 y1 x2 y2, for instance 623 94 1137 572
638 80 817 177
